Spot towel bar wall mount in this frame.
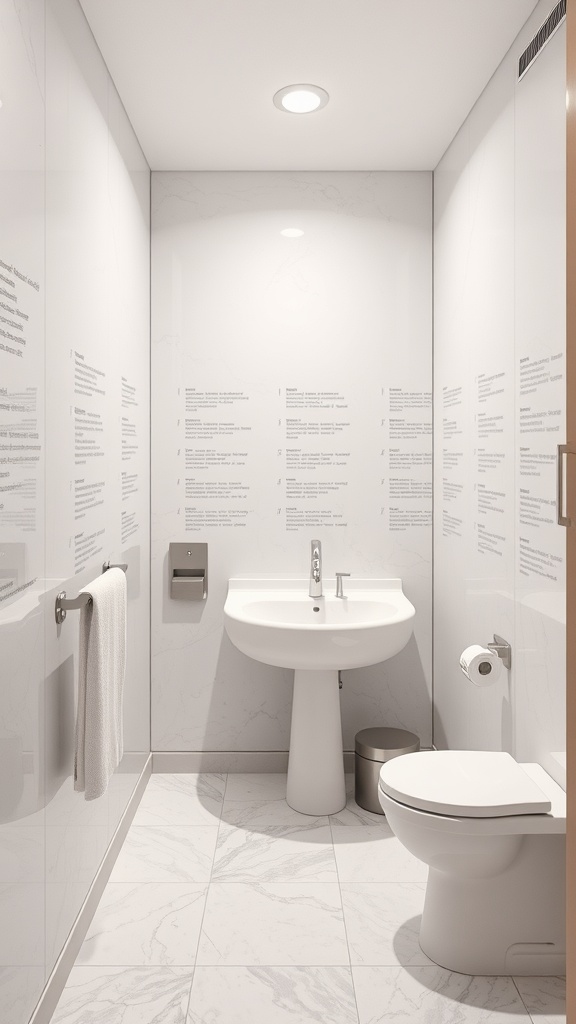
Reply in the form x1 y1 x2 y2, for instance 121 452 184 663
55 561 128 625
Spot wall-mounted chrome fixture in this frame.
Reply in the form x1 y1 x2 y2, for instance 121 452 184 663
335 573 351 599
487 634 512 671
55 561 128 625
309 539 322 598
169 543 207 600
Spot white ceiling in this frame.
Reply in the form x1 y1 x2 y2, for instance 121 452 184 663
80 0 541 171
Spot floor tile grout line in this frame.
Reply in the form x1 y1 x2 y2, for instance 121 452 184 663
63 961 422 968
329 809 362 1024
182 966 196 1022
180 770 230 1016
510 977 537 1023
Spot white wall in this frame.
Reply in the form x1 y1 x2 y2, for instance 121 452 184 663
0 3 46 1017
0 1 150 1021
151 171 432 755
434 1 566 787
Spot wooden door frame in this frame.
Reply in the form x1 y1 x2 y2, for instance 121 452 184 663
567 3 575 1020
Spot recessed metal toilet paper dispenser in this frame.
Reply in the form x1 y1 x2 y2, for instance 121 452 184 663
169 542 207 600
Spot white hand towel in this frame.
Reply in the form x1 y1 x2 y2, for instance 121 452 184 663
74 567 127 801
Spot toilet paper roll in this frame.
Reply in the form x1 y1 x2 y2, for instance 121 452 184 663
459 645 501 686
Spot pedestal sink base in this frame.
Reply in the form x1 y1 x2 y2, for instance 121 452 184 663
286 669 346 815
223 578 416 815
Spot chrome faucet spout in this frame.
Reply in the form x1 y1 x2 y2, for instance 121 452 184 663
309 539 322 598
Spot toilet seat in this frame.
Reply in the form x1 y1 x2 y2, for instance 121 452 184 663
378 750 551 817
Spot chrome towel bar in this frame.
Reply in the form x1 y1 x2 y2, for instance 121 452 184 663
55 562 128 625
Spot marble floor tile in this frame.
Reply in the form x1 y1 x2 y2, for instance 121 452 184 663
76 882 208 965
43 775 556 1024
331 825 428 882
223 774 290 803
197 882 350 966
212 824 338 882
109 826 218 883
186 966 359 1024
352 967 531 1023
513 976 566 1023
133 774 225 827
51 966 193 1024
221 798 329 831
329 775 386 826
341 883 430 966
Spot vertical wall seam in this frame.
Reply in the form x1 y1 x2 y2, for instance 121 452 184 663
149 169 152 757
512 55 517 762
43 0 48 983
431 170 435 750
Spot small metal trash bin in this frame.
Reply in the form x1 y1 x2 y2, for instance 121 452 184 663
355 727 420 814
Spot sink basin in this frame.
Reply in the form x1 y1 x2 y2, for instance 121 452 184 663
224 578 416 816
223 578 415 671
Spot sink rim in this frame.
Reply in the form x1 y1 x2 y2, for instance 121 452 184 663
224 577 416 632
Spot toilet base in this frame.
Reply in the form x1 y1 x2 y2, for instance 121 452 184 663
419 833 565 975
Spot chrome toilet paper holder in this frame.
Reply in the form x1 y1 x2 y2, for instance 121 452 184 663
487 634 512 671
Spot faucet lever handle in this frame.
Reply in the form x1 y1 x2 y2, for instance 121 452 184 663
335 572 351 599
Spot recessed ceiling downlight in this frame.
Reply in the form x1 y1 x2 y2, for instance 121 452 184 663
280 228 304 237
273 84 329 114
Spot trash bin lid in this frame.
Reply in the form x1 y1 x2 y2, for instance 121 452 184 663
355 727 419 762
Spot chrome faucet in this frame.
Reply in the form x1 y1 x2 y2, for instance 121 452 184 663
309 539 322 598
335 572 351 598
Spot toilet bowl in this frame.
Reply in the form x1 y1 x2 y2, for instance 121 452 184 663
378 750 566 976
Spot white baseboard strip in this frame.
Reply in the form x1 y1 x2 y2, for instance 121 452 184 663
29 754 152 1024
152 750 357 773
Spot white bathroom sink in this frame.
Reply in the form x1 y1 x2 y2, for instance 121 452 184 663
224 577 415 815
224 578 415 670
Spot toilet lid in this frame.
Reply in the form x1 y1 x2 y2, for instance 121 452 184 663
378 750 551 817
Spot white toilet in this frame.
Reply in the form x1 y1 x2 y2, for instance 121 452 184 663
378 750 566 976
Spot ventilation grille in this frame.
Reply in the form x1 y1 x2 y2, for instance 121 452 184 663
518 0 566 80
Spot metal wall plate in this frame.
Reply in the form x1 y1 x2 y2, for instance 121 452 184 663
169 542 207 600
